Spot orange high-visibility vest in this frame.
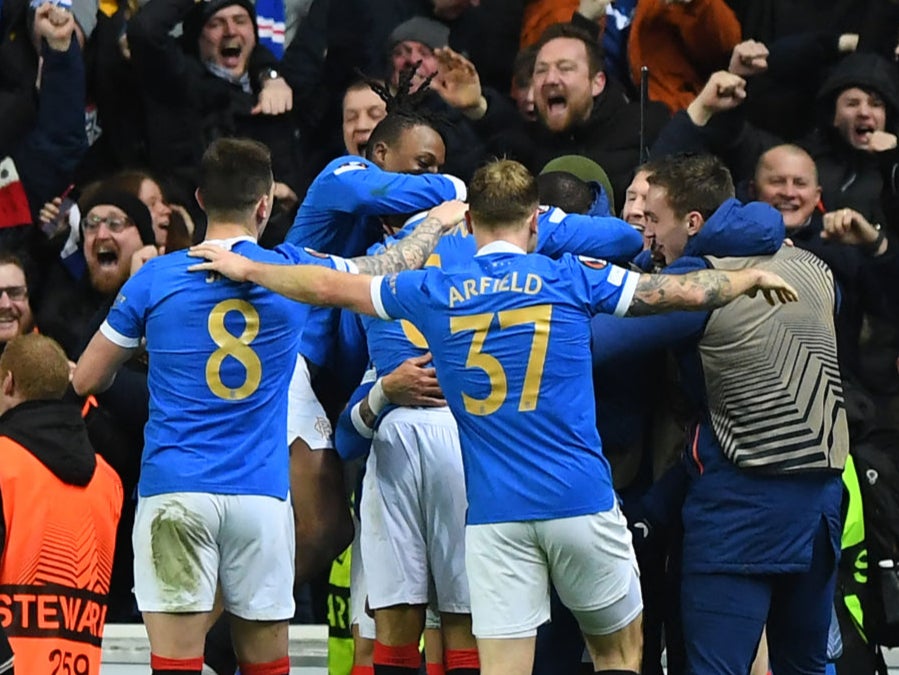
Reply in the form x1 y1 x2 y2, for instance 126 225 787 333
0 436 122 675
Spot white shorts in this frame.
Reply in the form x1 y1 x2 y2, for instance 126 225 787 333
133 492 296 620
361 406 469 613
350 498 376 639
287 354 333 448
465 506 642 639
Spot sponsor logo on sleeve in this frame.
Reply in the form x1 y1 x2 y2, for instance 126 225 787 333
333 161 368 176
547 207 567 223
387 273 399 295
607 266 625 286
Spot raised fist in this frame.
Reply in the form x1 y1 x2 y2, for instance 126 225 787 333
688 71 747 126
729 40 769 77
868 130 898 153
33 2 75 51
577 0 612 21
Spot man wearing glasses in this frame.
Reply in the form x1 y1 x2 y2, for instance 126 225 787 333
79 189 159 298
0 254 34 349
36 187 157 360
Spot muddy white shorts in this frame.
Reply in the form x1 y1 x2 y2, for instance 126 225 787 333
133 492 295 620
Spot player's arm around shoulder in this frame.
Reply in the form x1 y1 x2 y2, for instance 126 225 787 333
538 208 643 263
625 266 799 317
318 156 465 213
187 200 465 315
350 199 467 276
189 244 378 315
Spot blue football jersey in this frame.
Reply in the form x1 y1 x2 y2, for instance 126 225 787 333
363 209 643 377
283 156 465 367
101 237 351 499
284 156 467 256
372 242 640 524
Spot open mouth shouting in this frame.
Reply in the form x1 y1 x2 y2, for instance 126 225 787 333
96 246 120 269
852 124 876 147
219 39 243 70
543 89 568 123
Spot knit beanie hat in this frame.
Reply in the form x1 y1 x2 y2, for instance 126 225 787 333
181 0 258 57
388 16 450 51
78 189 155 246
540 155 616 214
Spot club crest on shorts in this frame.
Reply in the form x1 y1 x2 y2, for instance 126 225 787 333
314 416 333 441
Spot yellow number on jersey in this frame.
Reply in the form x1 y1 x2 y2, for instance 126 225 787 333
399 253 441 350
205 299 262 400
449 304 552 415
499 305 551 411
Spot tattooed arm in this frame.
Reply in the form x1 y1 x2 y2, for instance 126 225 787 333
625 268 798 317
187 200 467 316
352 200 466 274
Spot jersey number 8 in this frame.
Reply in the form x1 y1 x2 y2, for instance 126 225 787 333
205 299 262 400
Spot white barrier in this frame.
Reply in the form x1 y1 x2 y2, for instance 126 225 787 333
100 624 328 673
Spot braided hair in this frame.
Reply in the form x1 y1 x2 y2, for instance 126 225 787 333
360 63 447 159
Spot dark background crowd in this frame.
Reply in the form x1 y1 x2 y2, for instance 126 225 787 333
1 0 898 673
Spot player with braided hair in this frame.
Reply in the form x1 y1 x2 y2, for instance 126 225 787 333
280 63 468 591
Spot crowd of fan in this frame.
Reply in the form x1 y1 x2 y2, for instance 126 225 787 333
1 0 899 672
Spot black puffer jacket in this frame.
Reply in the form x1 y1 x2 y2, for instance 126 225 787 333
127 0 301 195
522 78 670 206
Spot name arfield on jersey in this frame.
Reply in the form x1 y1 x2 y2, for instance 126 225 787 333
448 273 544 307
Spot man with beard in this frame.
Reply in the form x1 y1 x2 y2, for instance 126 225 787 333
35 188 156 359
31 187 157 625
0 254 35 350
438 16 671 203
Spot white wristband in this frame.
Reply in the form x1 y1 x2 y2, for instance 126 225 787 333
350 401 375 439
368 378 389 416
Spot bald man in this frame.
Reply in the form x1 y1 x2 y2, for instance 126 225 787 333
751 145 823 232
749 143 896 373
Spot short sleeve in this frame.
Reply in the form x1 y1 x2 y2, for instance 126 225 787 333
101 267 153 348
570 255 640 317
370 270 428 322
